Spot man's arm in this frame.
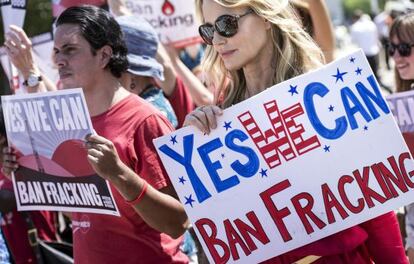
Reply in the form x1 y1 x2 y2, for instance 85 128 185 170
85 133 188 238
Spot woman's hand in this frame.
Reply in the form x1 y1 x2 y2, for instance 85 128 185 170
85 134 125 181
183 105 223 134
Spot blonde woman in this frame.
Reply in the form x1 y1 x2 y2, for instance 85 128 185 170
184 0 407 263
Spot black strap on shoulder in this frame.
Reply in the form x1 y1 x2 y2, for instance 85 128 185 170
21 212 44 264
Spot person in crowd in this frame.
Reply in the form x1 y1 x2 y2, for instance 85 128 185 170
388 12 414 264
374 9 392 71
4 25 57 93
185 0 408 263
115 14 200 128
117 15 179 127
116 15 199 261
389 12 414 93
2 5 189 264
350 9 392 93
108 0 214 111
290 0 335 63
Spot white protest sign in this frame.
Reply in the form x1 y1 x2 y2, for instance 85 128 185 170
123 0 201 47
0 0 12 30
1 89 120 216
387 90 414 133
1 0 27 93
10 0 26 25
387 90 414 159
154 50 414 263
52 0 106 17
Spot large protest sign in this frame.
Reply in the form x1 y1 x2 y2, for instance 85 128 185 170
1 89 120 216
154 50 414 263
387 90 414 157
123 0 201 47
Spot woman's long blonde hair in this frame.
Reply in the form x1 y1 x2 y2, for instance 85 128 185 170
196 0 324 108
389 12 414 92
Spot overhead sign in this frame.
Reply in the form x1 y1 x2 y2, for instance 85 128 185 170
123 0 201 47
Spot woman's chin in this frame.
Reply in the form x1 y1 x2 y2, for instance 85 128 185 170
223 61 242 71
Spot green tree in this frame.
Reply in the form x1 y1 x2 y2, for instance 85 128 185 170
343 0 389 18
343 0 371 17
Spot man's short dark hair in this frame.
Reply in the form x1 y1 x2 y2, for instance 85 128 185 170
56 5 128 78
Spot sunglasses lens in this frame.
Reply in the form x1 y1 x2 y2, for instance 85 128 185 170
387 45 395 56
199 25 214 45
399 43 412 57
388 43 413 57
215 15 238 37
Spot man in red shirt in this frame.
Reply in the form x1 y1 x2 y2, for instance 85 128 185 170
2 5 189 264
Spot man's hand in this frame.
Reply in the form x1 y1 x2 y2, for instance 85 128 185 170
85 134 125 181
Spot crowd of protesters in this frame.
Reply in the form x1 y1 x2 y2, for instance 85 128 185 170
0 0 414 263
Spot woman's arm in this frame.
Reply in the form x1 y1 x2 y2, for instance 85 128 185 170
360 211 407 264
304 0 335 63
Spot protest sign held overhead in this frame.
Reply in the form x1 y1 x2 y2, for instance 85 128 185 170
52 0 106 18
1 0 27 93
154 49 414 263
1 89 120 216
123 0 201 47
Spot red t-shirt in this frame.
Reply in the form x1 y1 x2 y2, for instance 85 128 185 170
0 174 56 264
262 212 406 264
72 94 188 264
168 77 195 128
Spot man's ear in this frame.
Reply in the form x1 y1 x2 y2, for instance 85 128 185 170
99 45 113 68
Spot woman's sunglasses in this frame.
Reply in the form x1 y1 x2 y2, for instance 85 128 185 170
198 9 254 45
387 42 414 57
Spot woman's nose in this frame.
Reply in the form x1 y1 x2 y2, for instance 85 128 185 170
212 31 226 46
